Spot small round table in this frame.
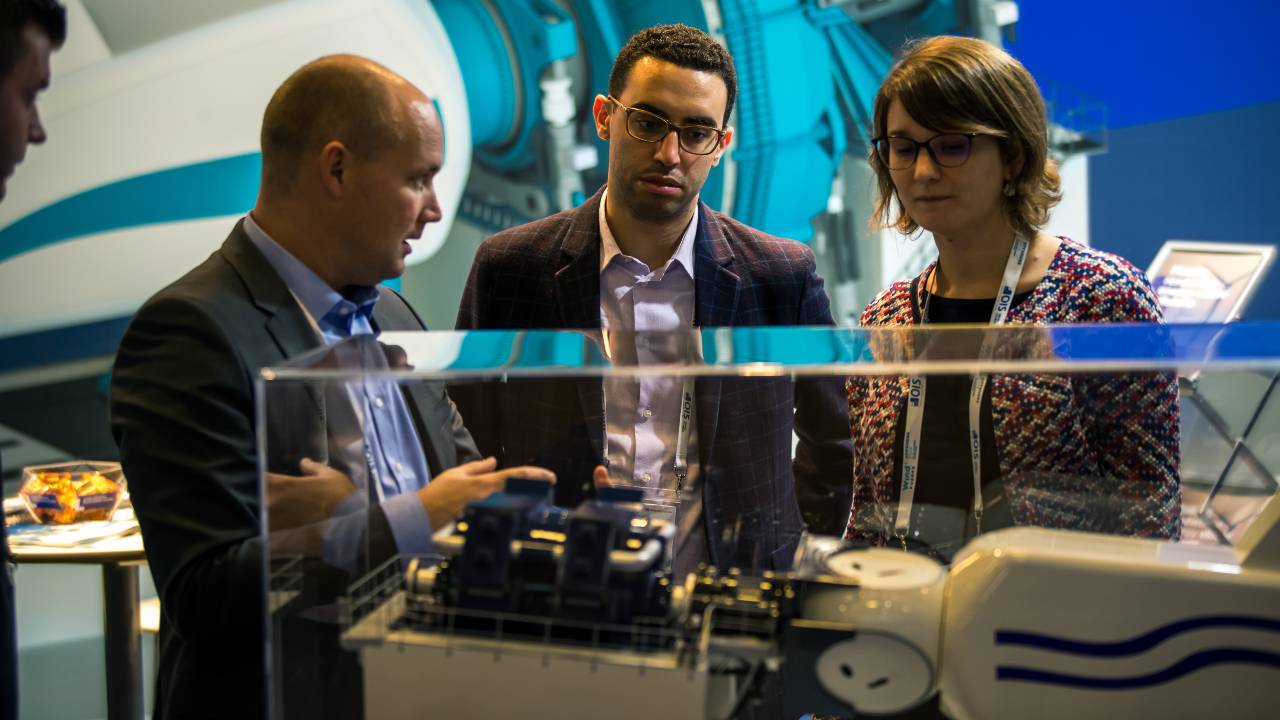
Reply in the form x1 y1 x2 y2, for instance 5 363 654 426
9 526 147 720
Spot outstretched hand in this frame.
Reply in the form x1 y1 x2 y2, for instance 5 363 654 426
265 458 357 531
418 457 556 529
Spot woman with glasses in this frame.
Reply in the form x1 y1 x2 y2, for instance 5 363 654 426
844 36 1180 557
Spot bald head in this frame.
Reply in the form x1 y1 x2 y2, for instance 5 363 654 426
252 55 446 290
259 54 431 193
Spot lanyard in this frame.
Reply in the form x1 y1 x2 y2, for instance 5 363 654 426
895 235 1029 542
672 378 694 496
600 330 698 502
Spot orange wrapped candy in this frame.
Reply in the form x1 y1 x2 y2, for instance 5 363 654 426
74 472 123 521
19 465 124 524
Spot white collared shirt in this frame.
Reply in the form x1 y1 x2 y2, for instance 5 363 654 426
597 189 700 496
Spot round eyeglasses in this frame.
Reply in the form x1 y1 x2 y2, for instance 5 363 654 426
872 133 987 170
607 96 726 156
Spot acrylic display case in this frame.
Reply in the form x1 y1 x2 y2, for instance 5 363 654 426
257 323 1280 720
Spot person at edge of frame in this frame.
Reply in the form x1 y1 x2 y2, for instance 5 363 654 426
0 1 67 719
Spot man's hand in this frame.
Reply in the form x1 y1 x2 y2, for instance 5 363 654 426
265 458 357 531
418 457 555 529
381 343 413 370
593 464 610 488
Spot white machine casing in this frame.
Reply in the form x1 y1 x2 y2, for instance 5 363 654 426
795 542 946 714
940 501 1280 719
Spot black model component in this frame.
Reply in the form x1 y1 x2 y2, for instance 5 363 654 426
415 479 674 647
451 478 556 613
682 568 787 644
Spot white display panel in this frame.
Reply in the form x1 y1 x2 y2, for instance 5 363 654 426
1147 240 1275 323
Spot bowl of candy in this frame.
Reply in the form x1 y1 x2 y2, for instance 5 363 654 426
18 461 126 524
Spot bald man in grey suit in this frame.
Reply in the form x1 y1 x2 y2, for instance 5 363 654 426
110 56 550 719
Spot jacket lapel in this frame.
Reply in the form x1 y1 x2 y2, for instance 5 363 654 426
220 219 329 450
554 190 607 460
221 220 320 362
693 207 740 328
692 206 739 469
371 289 455 476
554 189 605 329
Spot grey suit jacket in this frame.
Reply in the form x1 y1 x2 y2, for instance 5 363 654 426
456 187 854 571
110 221 479 719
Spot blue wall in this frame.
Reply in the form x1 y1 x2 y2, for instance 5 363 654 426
1006 1 1280 320
1086 101 1280 320
1008 0 1280 129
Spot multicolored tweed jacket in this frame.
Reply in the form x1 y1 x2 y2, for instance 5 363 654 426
845 238 1181 543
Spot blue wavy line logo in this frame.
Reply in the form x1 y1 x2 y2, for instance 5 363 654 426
995 615 1280 690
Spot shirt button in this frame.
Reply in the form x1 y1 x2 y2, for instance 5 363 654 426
642 473 652 483
642 408 653 418
374 397 385 408
339 306 350 315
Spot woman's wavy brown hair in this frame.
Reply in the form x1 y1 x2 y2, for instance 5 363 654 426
870 36 1061 240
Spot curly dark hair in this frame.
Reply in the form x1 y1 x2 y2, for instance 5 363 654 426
0 0 65 80
608 23 737 127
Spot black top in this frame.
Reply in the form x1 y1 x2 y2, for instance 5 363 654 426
889 286 1032 560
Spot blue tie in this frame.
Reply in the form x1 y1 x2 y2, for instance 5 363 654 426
321 298 375 338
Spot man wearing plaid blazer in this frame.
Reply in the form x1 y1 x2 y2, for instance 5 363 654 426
455 25 852 574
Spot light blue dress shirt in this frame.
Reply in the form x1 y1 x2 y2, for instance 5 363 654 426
243 214 434 568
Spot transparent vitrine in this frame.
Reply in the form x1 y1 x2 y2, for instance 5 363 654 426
258 323 1280 720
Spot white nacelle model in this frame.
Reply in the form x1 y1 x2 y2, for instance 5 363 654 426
342 496 1280 719
0 0 471 341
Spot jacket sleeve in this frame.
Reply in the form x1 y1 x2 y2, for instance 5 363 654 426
110 295 267 658
1078 268 1182 539
790 251 856 536
455 242 489 331
449 243 511 469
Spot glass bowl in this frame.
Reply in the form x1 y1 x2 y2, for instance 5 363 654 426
18 461 126 524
